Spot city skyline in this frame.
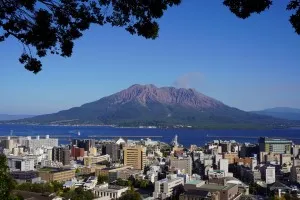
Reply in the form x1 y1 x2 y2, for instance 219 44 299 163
1 1 300 114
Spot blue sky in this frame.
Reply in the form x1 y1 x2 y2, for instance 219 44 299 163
1 1 300 115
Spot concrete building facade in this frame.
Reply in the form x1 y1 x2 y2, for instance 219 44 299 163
123 146 146 170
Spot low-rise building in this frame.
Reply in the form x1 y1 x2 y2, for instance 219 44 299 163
10 171 41 183
38 168 75 182
93 184 128 199
182 183 241 200
84 155 110 166
153 174 184 199
207 170 226 180
7 156 35 171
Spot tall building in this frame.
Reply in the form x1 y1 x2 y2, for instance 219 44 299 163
259 137 292 154
103 143 120 162
265 166 276 184
292 145 300 158
170 157 192 176
251 158 257 171
239 143 259 158
219 159 229 176
52 147 70 165
72 139 95 152
71 146 85 159
290 166 300 184
123 146 146 170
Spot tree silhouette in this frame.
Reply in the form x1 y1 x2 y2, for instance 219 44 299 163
0 155 18 200
0 0 181 73
1 0 300 74
223 0 300 34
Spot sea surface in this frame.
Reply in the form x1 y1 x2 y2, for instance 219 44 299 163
0 125 300 147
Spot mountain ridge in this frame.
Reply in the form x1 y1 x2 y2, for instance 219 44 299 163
9 84 295 129
252 107 300 121
0 114 36 121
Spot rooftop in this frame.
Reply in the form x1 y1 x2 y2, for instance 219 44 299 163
186 180 203 185
199 183 236 191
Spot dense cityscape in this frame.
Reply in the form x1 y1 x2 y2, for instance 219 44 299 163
0 134 300 200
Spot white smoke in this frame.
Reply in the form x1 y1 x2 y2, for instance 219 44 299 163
173 72 203 89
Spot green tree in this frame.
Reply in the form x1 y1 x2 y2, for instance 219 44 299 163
139 180 149 189
0 155 16 200
118 190 142 200
62 187 94 200
0 0 181 73
97 175 108 184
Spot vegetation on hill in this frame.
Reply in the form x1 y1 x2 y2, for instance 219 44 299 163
14 85 298 129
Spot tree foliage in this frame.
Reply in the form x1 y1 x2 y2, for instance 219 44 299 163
0 155 16 200
0 0 181 73
223 0 300 34
118 189 142 200
97 174 108 184
15 181 63 194
62 187 94 200
1 0 300 74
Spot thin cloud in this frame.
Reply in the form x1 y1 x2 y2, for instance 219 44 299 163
173 72 204 89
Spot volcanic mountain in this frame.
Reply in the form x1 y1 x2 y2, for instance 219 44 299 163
16 84 290 128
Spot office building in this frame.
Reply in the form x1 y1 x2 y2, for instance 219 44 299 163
170 157 192 176
265 166 276 184
290 166 300 184
280 154 292 166
239 143 258 158
123 146 146 170
0 137 16 152
39 168 75 182
223 152 238 164
153 175 184 199
292 145 300 158
103 143 120 162
219 159 229 176
251 158 257 171
72 139 95 152
71 146 85 159
7 156 34 171
259 137 292 154
25 135 58 149
52 147 70 165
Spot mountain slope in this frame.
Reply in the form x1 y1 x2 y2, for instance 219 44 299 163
13 84 290 128
252 107 300 120
0 114 35 121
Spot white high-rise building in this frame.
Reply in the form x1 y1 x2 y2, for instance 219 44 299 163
219 159 229 176
24 135 58 149
251 158 257 171
266 166 276 184
7 156 34 171
214 154 222 166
